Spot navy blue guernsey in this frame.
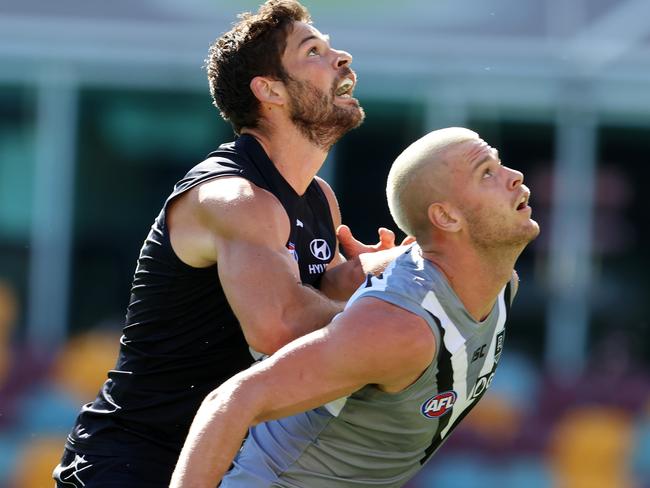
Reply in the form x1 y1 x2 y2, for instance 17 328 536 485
64 134 336 466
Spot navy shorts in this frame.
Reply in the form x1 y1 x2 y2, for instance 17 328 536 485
53 448 174 488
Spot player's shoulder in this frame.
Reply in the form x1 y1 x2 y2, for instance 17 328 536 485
348 296 431 335
346 248 433 323
378 247 432 295
313 175 334 196
195 177 282 213
313 176 339 210
339 296 437 389
186 176 289 239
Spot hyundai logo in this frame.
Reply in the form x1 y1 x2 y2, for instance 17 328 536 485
309 239 331 261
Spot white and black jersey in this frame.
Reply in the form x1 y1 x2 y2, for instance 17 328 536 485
221 244 515 488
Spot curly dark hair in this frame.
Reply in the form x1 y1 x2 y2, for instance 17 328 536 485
206 0 311 134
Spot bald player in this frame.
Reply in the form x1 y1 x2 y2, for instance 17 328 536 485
170 127 540 488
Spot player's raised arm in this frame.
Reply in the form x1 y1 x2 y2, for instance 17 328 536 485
169 176 345 355
169 297 436 488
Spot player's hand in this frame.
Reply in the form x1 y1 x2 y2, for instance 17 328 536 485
337 225 414 260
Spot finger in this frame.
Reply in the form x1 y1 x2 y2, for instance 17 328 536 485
337 224 362 245
336 224 351 242
377 227 396 248
336 224 364 253
400 235 417 246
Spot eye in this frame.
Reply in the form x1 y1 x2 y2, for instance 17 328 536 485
482 167 493 179
307 46 320 56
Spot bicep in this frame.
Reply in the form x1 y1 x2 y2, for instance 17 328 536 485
196 179 305 342
242 298 436 424
216 237 303 329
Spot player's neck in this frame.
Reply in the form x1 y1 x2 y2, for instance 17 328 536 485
242 124 328 195
421 245 516 322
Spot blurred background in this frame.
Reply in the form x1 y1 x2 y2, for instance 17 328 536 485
0 0 649 486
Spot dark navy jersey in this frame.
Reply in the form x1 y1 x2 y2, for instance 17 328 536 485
65 134 336 467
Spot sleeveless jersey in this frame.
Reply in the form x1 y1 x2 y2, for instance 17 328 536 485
222 244 513 488
64 134 336 466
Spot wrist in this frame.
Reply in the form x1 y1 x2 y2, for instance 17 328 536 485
359 246 407 276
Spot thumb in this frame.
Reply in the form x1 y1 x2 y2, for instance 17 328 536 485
377 227 396 248
336 224 364 255
337 224 359 245
336 224 351 241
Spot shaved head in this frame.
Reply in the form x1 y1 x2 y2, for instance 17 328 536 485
386 127 479 240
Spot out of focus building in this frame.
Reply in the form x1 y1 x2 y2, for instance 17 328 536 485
2 0 647 374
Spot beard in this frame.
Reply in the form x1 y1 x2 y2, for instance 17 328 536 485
463 204 540 252
285 74 365 150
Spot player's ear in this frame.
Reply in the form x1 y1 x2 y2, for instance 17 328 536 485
250 76 286 106
428 202 462 233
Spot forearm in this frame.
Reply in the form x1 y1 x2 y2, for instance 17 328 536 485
359 245 410 276
170 378 253 488
319 246 410 301
318 257 364 301
274 283 345 348
242 281 345 355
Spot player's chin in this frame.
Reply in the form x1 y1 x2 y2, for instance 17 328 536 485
524 219 541 241
342 103 365 128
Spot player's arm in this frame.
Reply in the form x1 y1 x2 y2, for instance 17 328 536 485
169 297 436 488
168 176 344 355
314 176 414 300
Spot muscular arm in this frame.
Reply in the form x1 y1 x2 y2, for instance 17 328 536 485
168 176 344 355
169 298 436 488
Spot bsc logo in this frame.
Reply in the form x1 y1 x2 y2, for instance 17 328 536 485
309 239 331 261
421 390 457 418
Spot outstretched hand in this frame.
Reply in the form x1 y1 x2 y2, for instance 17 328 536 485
337 225 415 260
318 225 416 299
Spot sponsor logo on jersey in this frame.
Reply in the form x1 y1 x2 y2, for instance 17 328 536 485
421 390 457 418
471 344 487 362
287 242 298 261
308 263 327 274
310 239 331 261
494 330 505 363
469 372 495 399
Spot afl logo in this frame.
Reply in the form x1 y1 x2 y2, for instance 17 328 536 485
309 239 331 261
421 391 457 418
